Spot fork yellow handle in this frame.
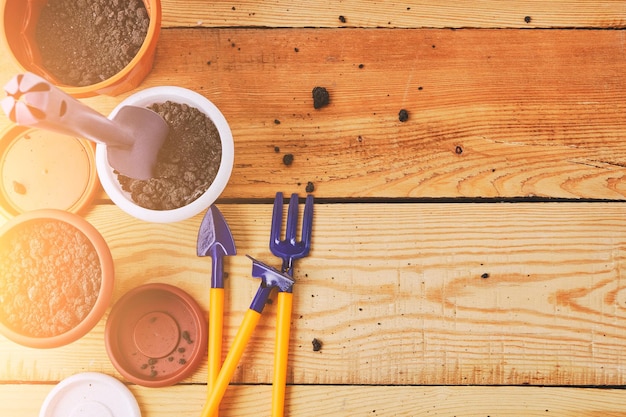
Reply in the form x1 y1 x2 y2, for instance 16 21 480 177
271 291 293 417
201 309 262 417
208 287 224 417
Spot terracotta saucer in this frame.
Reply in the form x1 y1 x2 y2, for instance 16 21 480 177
0 125 98 217
105 283 207 387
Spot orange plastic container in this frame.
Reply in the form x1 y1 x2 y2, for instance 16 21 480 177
0 0 161 98
0 125 99 217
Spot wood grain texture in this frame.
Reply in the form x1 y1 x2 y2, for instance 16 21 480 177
27 28 626 200
161 1 626 29
3 202 626 387
2 2 626 415
3 383 626 417
186 28 626 200
3 28 626 200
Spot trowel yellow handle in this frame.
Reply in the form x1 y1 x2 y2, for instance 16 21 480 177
208 288 224 417
201 309 262 417
271 291 293 417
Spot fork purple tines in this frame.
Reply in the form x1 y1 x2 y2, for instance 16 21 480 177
270 192 314 281
269 192 314 417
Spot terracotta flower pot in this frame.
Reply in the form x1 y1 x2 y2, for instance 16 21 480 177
0 209 114 348
95 86 235 223
0 0 161 98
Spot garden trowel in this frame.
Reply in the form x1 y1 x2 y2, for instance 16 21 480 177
197 204 236 416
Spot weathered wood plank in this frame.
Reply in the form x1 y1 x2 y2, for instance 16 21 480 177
2 29 626 200
144 28 626 199
2 202 626 386
3 383 626 417
161 0 626 29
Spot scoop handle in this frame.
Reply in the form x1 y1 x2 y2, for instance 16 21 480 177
1 72 134 148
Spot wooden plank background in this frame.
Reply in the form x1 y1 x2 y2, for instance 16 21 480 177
4 383 626 417
159 1 626 29
71 27 626 200
2 0 626 416
3 203 626 386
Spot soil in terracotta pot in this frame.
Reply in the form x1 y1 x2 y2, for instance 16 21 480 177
0 220 102 337
116 101 222 210
35 0 149 87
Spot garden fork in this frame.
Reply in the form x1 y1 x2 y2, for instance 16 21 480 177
269 192 314 417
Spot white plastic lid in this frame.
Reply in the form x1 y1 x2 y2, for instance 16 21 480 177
39 372 141 417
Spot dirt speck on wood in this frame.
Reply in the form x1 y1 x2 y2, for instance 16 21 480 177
283 153 294 166
312 338 323 351
312 87 330 109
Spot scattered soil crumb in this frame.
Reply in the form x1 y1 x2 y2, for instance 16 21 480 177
339 15 346 23
283 154 294 166
182 330 194 344
312 338 323 351
524 16 532 23
481 273 490 279
306 181 315 193
312 87 330 109
12 181 26 195
398 109 409 122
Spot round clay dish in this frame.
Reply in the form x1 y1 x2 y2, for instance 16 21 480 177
0 125 98 217
105 283 207 387
0 209 114 348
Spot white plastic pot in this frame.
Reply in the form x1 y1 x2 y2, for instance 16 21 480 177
96 86 234 222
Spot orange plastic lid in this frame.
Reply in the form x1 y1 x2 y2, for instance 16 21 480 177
0 125 98 217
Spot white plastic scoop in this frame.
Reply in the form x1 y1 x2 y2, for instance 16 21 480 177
1 72 169 180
